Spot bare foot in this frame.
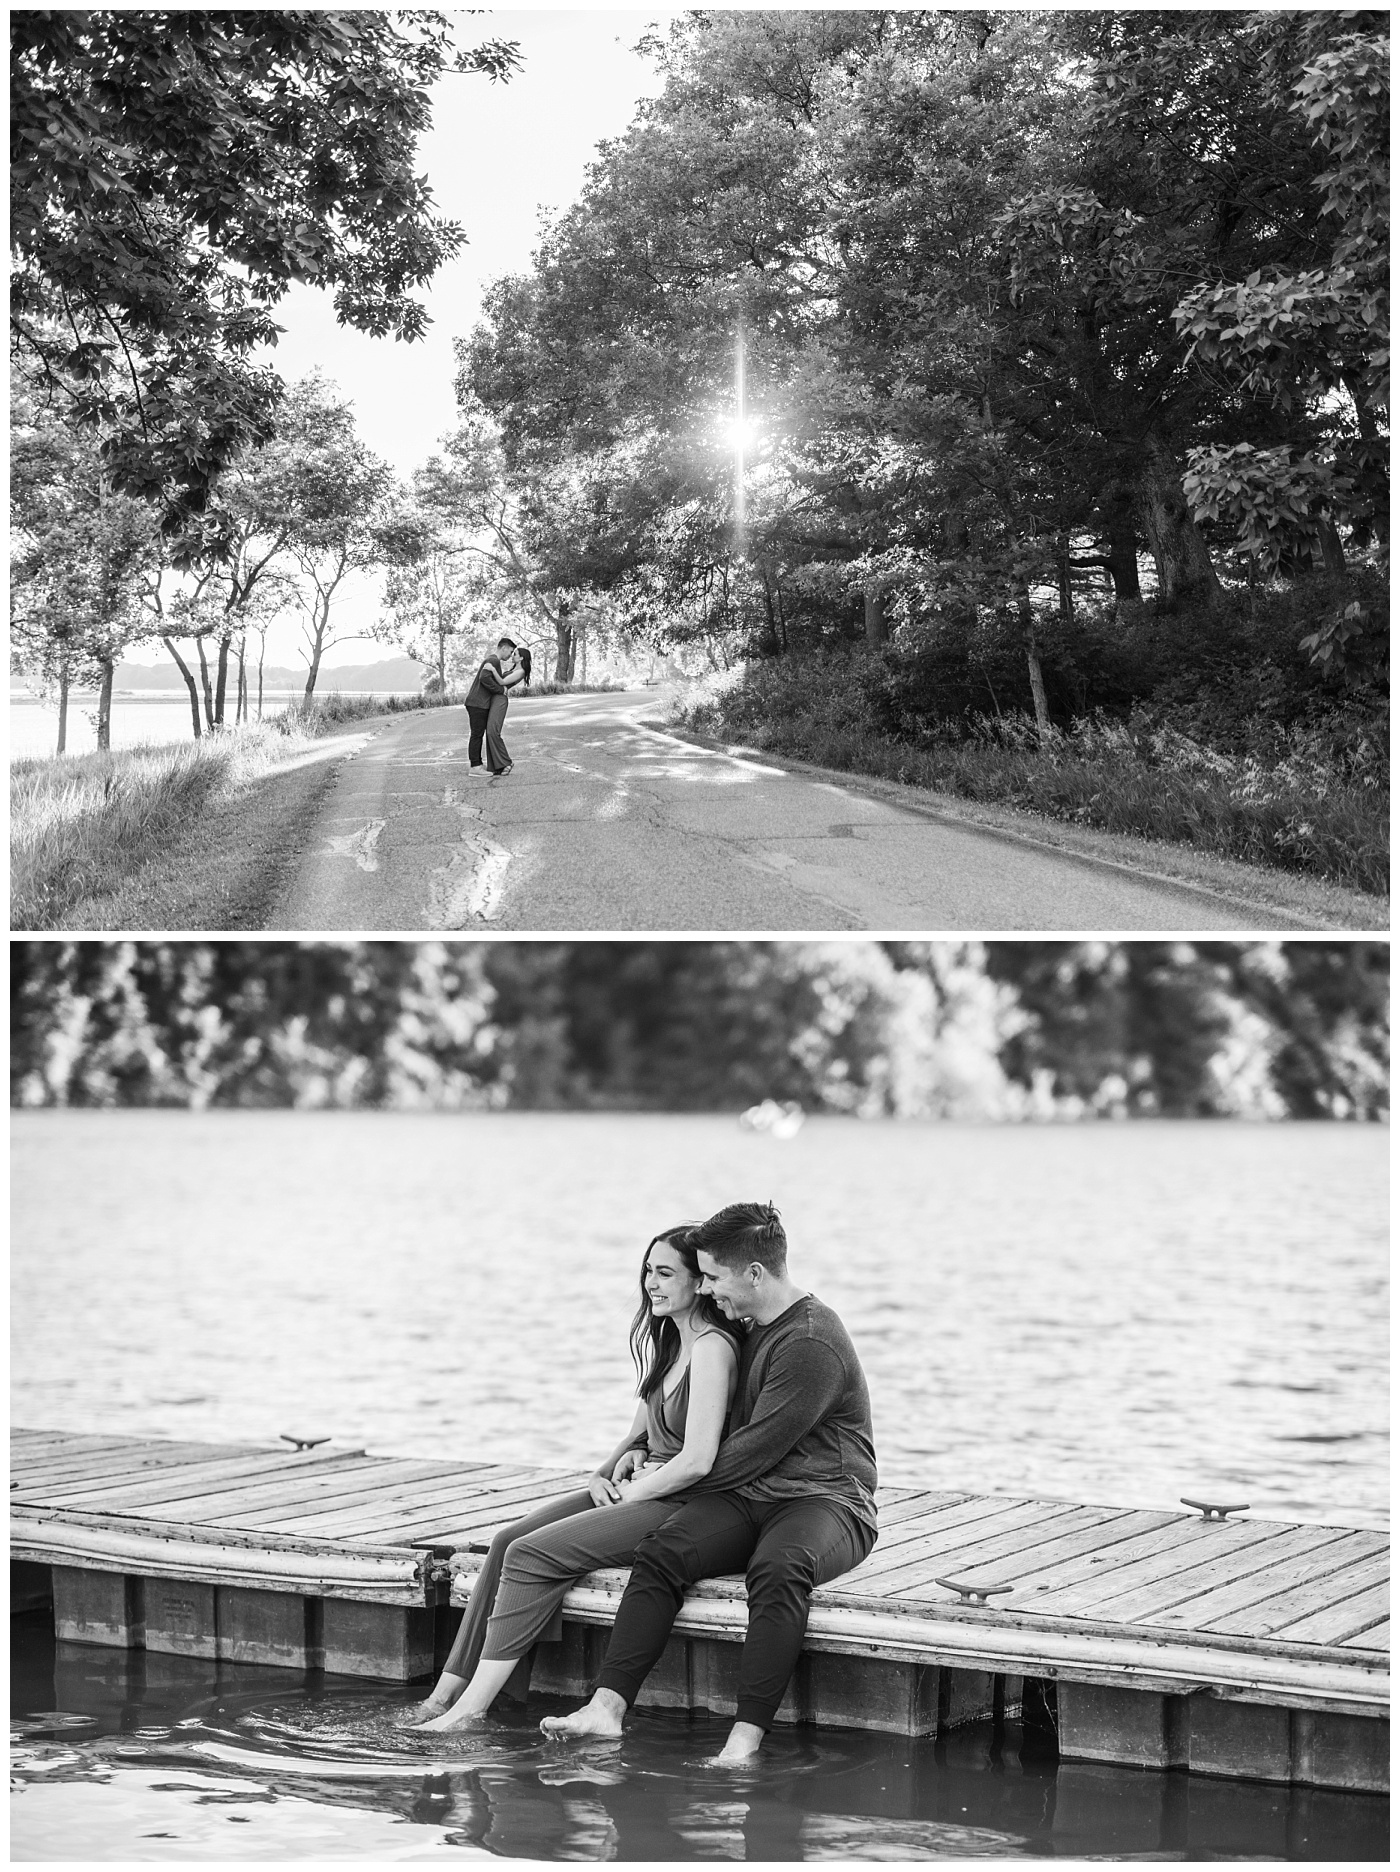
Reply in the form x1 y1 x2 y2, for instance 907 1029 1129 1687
539 1691 626 1740
413 1701 489 1733
707 1720 765 1768
393 1697 452 1729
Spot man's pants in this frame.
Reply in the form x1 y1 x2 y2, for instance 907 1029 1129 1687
466 695 510 771
595 1491 875 1730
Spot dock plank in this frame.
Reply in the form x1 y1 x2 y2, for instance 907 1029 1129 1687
852 1493 1058 1563
1159 1530 1383 1633
1079 1525 1376 1626
850 1502 1110 1592
937 1511 1270 1608
11 1449 373 1508
29 1454 390 1519
10 1433 147 1459
872 1508 1186 1605
1210 1553 1389 1642
328 1478 600 1544
232 1466 569 1533
1343 1619 1387 1651
270 1472 594 1542
1270 1581 1390 1647
11 1438 214 1480
1011 1518 1283 1619
111 1457 469 1523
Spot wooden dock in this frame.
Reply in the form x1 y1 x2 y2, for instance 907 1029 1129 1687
10 1428 1388 1793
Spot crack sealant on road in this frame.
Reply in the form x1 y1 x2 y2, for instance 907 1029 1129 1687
425 783 513 927
323 819 386 872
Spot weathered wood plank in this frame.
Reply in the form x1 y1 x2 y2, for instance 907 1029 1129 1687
10 1432 145 1459
872 1508 1185 1605
843 1495 1051 1571
1270 1581 1390 1648
1215 1557 1390 1643
1014 1518 1284 1619
1342 1619 1388 1651
111 1457 463 1523
950 1510 1259 1601
1084 1526 1377 1626
328 1475 600 1544
12 1448 372 1507
849 1502 1109 1592
234 1465 569 1534
1158 1530 1382 1633
273 1472 595 1542
10 1439 206 1480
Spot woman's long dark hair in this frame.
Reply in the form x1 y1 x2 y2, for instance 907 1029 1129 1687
518 646 532 685
629 1226 740 1402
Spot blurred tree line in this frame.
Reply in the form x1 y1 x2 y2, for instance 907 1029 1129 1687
10 941 1387 1121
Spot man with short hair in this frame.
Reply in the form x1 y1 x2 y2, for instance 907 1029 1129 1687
464 635 519 775
542 1201 877 1764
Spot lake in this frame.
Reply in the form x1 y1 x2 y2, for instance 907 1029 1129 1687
10 1112 1390 1860
9 691 416 760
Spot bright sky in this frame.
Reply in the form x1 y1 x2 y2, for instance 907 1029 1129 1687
135 10 675 669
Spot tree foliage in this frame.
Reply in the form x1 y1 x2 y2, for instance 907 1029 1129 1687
10 10 519 531
11 941 1387 1122
459 9 1387 721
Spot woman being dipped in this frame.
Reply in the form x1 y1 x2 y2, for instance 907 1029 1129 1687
406 1227 739 1730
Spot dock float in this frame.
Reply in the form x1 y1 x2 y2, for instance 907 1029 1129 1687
11 1428 1387 1793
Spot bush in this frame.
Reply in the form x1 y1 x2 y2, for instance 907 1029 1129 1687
676 633 1388 895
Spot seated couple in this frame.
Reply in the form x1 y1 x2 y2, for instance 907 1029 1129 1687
405 1200 877 1766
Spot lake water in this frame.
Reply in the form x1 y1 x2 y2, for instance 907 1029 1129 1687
10 1112 1390 1860
9 691 415 760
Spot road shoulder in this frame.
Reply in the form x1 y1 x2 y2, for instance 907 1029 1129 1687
640 721 1386 932
53 720 383 931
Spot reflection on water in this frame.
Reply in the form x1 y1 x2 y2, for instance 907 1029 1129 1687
11 1616 1386 1862
10 1113 1389 1526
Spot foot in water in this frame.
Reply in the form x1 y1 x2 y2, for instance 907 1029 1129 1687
394 1697 452 1729
707 1721 765 1768
413 1701 490 1733
540 1690 626 1740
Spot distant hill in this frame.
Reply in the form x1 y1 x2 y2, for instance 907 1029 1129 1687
104 655 430 694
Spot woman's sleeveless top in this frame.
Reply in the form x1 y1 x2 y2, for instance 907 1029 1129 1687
643 1331 728 1461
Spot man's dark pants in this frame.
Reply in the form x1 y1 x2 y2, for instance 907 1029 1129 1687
595 1491 875 1730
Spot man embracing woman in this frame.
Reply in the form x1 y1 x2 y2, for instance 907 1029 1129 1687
465 635 530 776
403 1202 877 1767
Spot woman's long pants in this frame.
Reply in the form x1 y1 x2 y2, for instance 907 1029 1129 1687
595 1491 875 1730
441 1488 682 1681
465 694 511 772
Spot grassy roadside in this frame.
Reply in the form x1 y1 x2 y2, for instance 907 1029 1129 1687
652 718 1388 931
10 718 381 931
670 663 1387 906
10 682 637 930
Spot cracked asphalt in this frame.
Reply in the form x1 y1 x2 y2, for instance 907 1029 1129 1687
268 690 1253 932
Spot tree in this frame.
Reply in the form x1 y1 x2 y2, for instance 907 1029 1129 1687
11 364 160 750
11 10 519 533
1173 14 1390 563
186 374 392 712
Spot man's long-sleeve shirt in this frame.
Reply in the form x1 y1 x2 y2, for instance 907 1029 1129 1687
465 656 506 709
695 1295 878 1533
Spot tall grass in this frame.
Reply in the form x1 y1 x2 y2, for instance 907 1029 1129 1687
677 665 1388 895
11 723 316 930
281 678 629 731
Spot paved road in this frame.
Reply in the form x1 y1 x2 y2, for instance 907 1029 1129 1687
270 691 1256 931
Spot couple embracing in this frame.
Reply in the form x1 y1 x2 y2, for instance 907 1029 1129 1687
406 1201 877 1766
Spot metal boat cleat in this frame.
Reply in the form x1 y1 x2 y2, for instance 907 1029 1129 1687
936 1577 1016 1606
1181 1498 1250 1520
280 1433 332 1451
